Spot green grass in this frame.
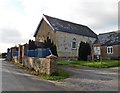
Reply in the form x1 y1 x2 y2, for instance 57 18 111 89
39 69 71 81
24 67 70 81
14 62 24 69
57 60 120 68
12 61 70 81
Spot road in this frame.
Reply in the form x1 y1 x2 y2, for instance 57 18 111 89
1 58 119 91
53 65 119 91
1 59 65 91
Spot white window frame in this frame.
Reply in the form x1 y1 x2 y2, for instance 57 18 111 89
71 38 77 49
107 46 113 54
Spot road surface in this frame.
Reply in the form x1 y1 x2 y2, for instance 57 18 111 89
53 65 119 91
1 58 119 91
1 59 65 91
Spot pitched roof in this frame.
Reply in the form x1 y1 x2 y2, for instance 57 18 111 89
95 31 120 46
34 15 97 38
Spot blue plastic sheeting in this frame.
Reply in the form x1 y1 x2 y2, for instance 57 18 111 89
35 48 50 58
26 48 50 58
7 52 11 57
26 50 35 57
14 51 18 56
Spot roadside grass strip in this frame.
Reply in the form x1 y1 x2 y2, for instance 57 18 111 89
26 68 71 81
57 60 120 68
8 61 71 81
39 69 71 80
14 62 24 69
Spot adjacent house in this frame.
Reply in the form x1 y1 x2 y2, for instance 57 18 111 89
95 31 120 60
34 15 97 60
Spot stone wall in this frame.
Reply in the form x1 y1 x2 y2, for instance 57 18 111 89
6 56 11 61
13 56 18 63
56 31 96 58
23 55 57 75
35 20 57 44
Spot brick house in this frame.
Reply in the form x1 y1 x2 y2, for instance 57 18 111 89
95 31 120 60
34 15 97 59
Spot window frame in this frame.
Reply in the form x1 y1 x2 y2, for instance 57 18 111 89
71 38 77 49
107 46 113 54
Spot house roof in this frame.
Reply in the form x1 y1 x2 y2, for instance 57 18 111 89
34 15 97 38
95 31 120 46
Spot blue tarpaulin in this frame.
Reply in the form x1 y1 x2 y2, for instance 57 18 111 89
14 51 18 56
26 48 50 58
26 50 35 57
7 52 11 57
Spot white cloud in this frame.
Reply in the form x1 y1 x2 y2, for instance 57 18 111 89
0 0 119 52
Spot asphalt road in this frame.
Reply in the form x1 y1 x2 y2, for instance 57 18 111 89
1 58 119 91
53 65 119 91
1 59 65 91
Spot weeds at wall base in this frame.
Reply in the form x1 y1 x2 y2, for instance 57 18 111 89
5 60 71 81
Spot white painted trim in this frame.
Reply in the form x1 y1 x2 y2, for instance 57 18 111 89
71 41 77 49
43 15 55 31
107 46 113 54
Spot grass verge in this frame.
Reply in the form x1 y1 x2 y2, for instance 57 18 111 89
26 68 70 81
39 69 70 81
14 62 25 69
57 60 120 68
9 61 70 81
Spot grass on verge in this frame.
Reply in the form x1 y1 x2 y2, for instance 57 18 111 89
57 60 120 68
14 62 24 69
39 69 70 80
26 68 71 81
12 61 70 81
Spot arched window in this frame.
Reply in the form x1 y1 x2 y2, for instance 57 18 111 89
71 38 77 49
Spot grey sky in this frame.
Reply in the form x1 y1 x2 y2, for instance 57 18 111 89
0 28 26 44
0 0 118 52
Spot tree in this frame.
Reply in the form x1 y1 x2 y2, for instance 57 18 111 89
28 39 37 50
45 37 58 56
78 42 91 61
1 52 7 58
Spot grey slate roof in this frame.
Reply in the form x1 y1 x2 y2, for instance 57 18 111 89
95 31 120 46
34 15 97 38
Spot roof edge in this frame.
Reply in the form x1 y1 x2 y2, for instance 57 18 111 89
43 14 55 31
33 18 44 37
33 14 55 37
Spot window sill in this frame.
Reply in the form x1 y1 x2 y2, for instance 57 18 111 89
72 48 77 50
107 53 113 54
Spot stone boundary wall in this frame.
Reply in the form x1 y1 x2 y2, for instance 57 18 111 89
13 56 18 63
23 55 57 75
6 56 11 61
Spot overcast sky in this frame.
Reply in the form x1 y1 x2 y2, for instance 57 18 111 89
0 0 118 52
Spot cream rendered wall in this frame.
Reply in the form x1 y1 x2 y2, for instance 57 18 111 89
56 31 97 57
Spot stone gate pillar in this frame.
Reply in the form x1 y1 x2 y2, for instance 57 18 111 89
46 54 57 75
18 44 21 63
